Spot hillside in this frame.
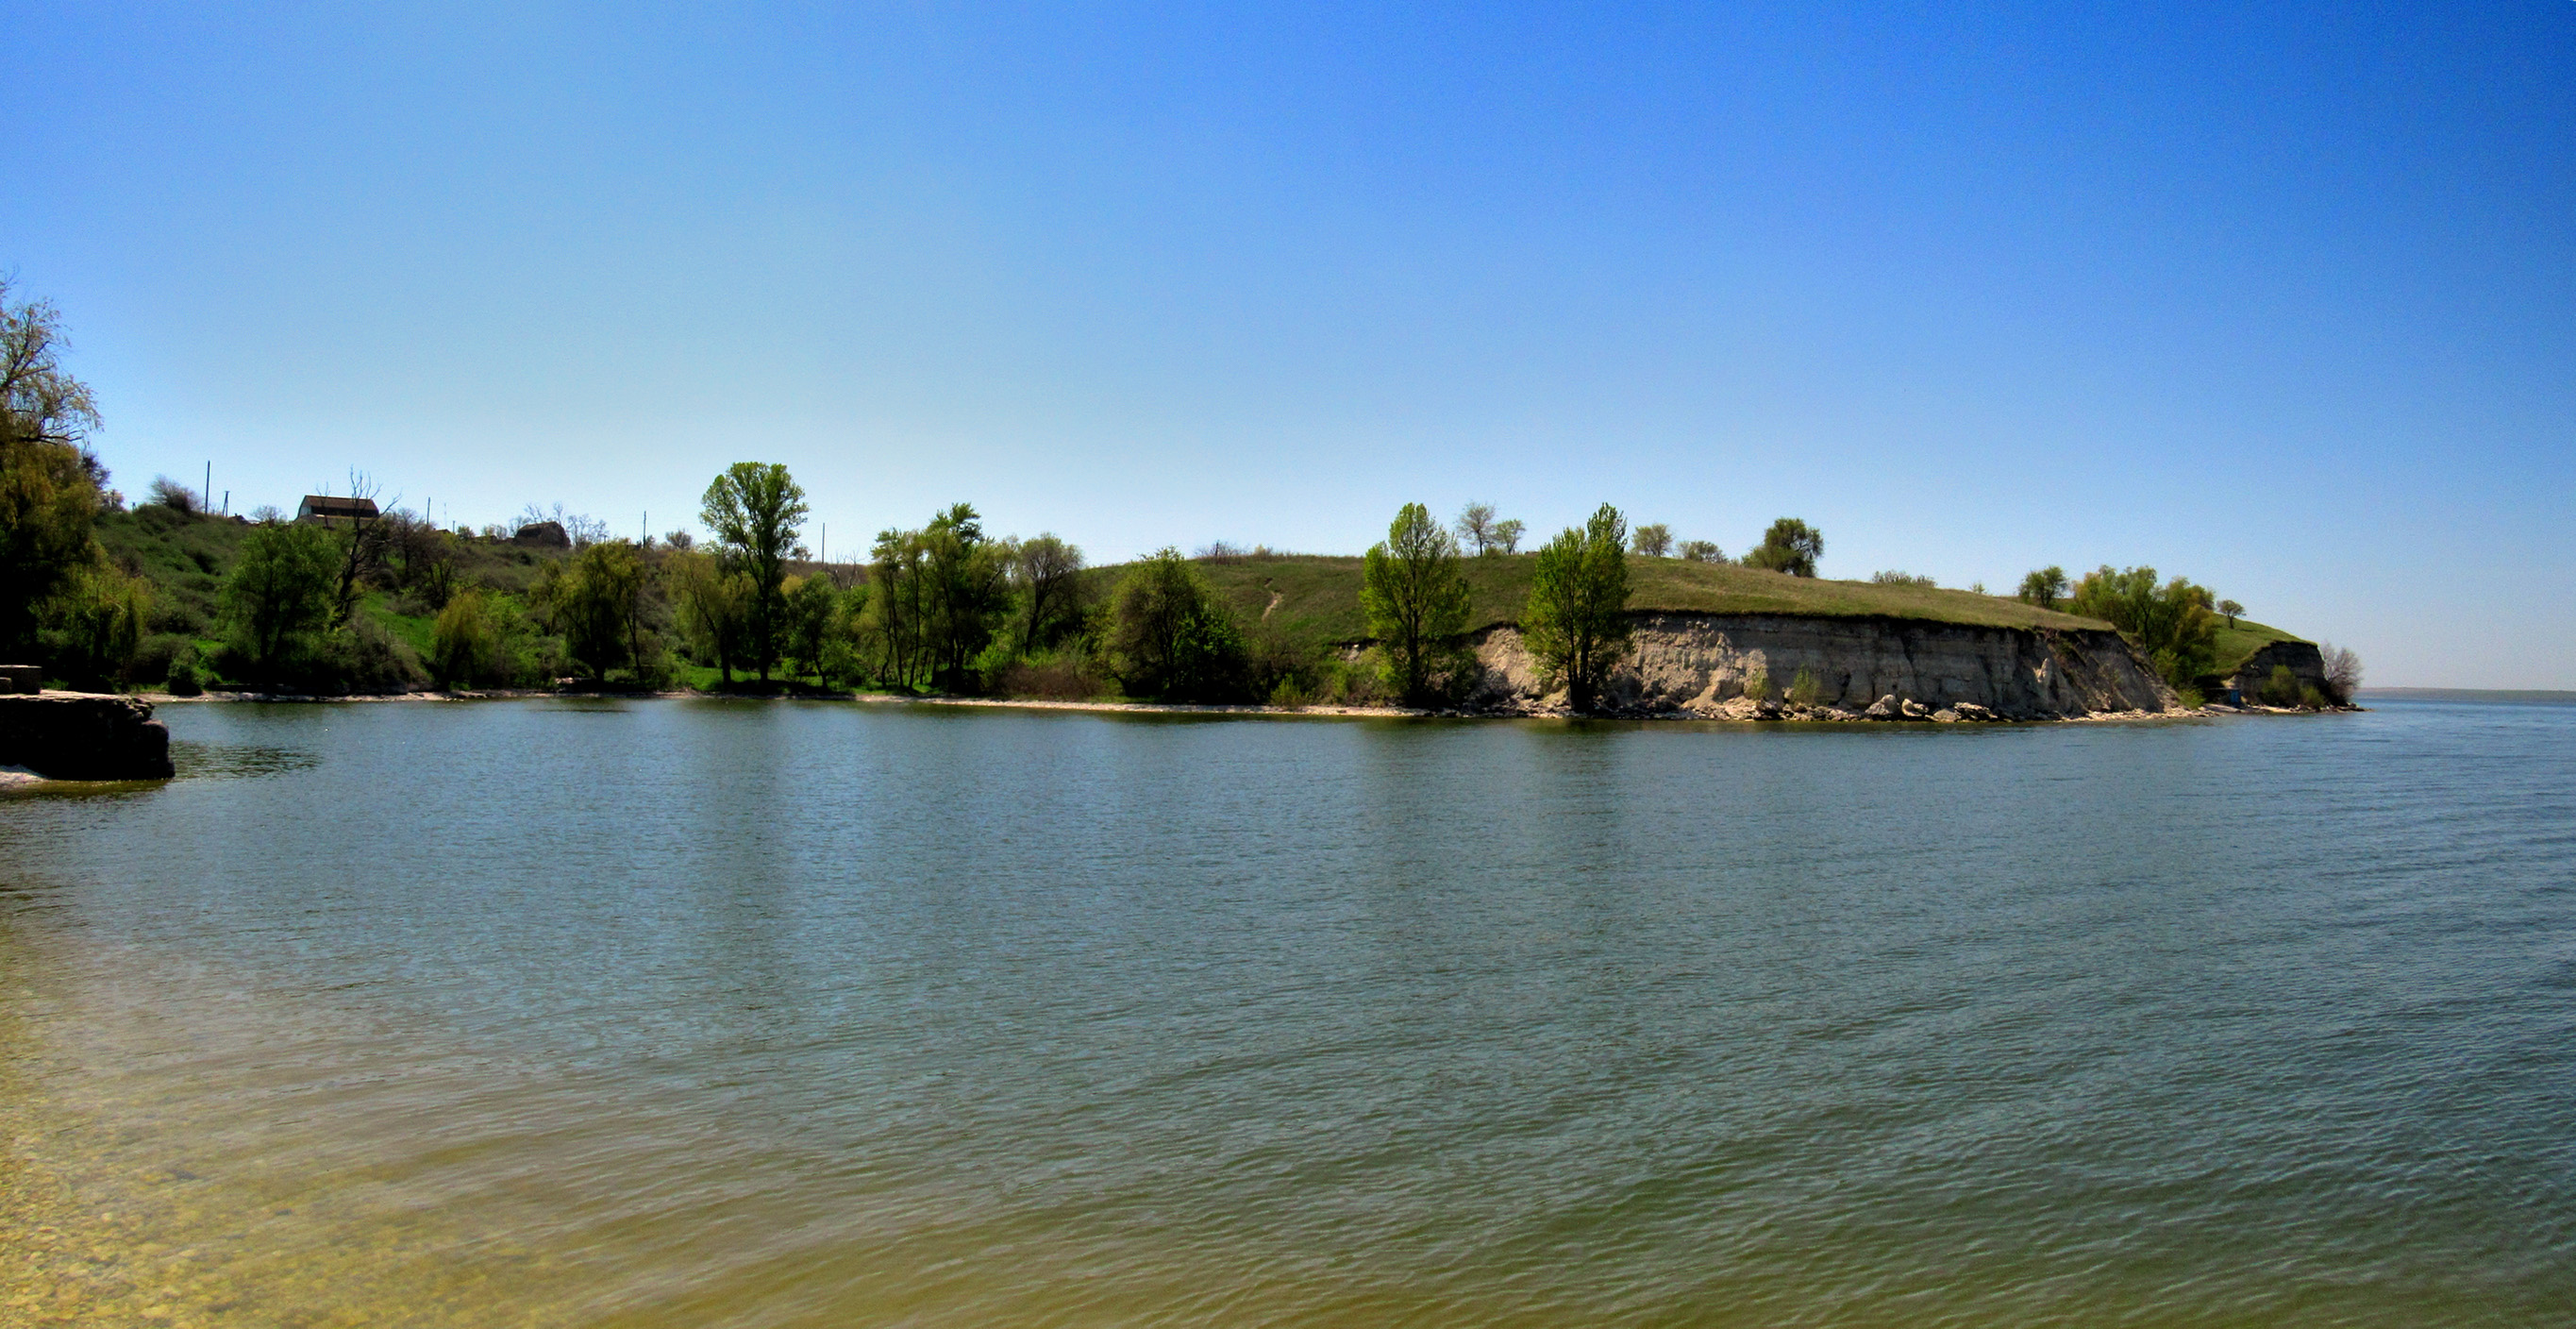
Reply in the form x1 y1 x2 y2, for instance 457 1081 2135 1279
2209 616 2308 678
1117 554 2115 652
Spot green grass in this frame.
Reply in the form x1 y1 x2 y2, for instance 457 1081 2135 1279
1100 553 2115 653
2209 617 2307 678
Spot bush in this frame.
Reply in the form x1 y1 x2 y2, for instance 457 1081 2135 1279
165 656 203 697
996 653 1105 700
1870 570 1935 588
1267 676 1313 709
1740 667 1771 701
130 631 194 685
2258 664 2303 707
1787 667 1824 706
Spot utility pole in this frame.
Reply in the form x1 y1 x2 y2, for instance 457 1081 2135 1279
204 462 211 512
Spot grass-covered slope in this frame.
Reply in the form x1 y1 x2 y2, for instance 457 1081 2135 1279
1111 554 2114 653
2209 617 2308 678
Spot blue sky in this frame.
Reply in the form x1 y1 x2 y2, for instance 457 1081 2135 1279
8 3 2572 686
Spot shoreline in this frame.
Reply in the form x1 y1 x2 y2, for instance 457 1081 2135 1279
126 687 2354 724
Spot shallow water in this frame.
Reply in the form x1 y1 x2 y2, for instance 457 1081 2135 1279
3 698 2571 1326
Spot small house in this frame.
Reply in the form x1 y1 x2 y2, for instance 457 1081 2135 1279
296 495 379 527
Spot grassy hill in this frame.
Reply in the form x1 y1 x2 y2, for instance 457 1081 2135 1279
1110 553 2115 653
2209 616 2308 678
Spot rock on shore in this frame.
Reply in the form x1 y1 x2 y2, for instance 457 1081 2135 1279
0 692 176 780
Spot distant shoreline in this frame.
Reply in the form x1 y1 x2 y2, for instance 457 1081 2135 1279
2361 688 2576 704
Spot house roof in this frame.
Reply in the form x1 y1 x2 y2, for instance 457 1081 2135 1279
297 496 379 518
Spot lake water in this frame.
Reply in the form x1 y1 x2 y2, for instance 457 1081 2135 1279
4 698 2571 1327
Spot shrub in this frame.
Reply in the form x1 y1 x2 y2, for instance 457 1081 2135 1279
1787 667 1824 706
2300 683 2328 710
1267 676 1313 709
1678 540 1722 564
996 654 1104 700
2258 664 2303 707
1740 667 1771 701
166 656 203 697
2319 644 2363 704
130 631 193 686
1870 570 1935 588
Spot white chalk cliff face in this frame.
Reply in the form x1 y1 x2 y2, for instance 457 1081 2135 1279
1467 614 2181 717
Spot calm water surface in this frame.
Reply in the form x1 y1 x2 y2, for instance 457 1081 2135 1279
2 698 2571 1326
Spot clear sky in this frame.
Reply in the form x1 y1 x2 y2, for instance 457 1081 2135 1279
8 3 2572 686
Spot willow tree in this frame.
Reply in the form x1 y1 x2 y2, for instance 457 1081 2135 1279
1361 502 1472 706
700 463 808 681
1522 503 1631 712
1 278 108 656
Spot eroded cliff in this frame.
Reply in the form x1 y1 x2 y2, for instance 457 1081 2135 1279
1464 613 2181 718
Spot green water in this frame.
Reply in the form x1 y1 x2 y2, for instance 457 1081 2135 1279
3 698 2571 1326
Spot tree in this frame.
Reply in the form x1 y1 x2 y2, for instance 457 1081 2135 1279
783 573 840 680
671 549 754 685
922 502 1011 690
2218 598 2244 629
1109 547 1245 702
1014 533 1086 654
431 589 498 688
699 463 808 681
0 278 108 655
52 564 149 691
2 278 101 453
2319 643 2363 704
1360 502 1473 706
1455 502 1500 555
867 526 933 688
1742 518 1823 577
1521 503 1632 711
544 539 648 681
1492 518 1526 553
2067 565 2218 691
2018 566 2070 611
1678 540 1722 563
220 521 341 679
1631 523 1673 558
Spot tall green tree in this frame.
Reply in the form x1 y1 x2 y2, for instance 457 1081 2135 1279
699 463 808 681
1 278 108 656
1360 502 1472 706
544 539 648 681
1013 533 1086 654
923 502 1011 690
220 522 341 679
1742 517 1824 577
1521 503 1632 711
671 549 754 685
1109 547 1245 702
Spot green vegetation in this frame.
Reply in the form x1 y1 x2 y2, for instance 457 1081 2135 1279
2067 565 2217 695
1106 548 1245 702
1522 504 1633 711
1742 517 1824 577
699 462 809 681
1360 503 1472 706
2017 565 2068 611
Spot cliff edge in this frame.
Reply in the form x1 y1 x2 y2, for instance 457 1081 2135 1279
1467 613 2181 718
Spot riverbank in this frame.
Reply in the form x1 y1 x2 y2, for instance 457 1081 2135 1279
127 685 2352 724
